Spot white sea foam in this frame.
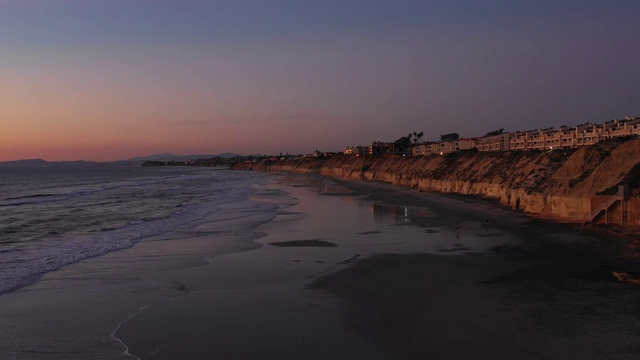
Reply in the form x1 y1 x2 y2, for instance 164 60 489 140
111 305 151 360
0 166 272 294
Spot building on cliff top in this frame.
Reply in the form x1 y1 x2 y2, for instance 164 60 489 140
343 116 640 157
475 133 510 152
483 116 640 152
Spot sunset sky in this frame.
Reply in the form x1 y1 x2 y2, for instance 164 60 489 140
1 0 639 162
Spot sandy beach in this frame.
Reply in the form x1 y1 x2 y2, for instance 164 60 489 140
315 179 640 360
2 172 640 359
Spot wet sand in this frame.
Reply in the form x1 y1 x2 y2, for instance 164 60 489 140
118 175 640 359
315 179 640 359
2 173 640 359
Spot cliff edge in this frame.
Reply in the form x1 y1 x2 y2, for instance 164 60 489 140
232 138 640 224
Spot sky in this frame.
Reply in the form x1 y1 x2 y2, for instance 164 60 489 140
1 0 639 162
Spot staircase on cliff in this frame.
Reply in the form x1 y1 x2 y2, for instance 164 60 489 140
590 184 630 225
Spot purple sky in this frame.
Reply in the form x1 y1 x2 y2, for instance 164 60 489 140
1 0 639 161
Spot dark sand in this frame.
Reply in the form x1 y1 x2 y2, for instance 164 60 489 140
2 173 640 359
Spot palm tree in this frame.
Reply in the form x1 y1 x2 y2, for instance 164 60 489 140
412 131 424 144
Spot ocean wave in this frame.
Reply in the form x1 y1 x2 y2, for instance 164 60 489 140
6 193 55 200
0 174 190 207
0 169 273 295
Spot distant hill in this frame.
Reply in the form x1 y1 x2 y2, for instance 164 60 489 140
125 153 180 162
216 153 241 159
0 159 48 167
0 159 101 167
0 153 242 167
125 153 240 162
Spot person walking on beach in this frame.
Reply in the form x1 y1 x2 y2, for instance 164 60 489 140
455 225 460 239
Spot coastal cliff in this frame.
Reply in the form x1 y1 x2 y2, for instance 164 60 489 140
232 138 640 224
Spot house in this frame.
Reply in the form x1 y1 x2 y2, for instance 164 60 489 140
509 131 528 151
438 141 453 154
451 138 476 151
575 123 605 147
476 133 511 152
370 142 397 156
412 141 439 156
411 143 429 156
344 146 367 156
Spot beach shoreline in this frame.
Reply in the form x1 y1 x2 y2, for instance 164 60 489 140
2 172 640 359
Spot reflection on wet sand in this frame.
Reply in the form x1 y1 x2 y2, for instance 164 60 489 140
318 185 354 195
269 239 338 247
371 203 435 219
279 176 355 196
358 230 382 235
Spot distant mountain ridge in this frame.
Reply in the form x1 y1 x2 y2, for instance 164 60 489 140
0 153 241 166
125 153 240 162
0 159 48 166
0 159 100 167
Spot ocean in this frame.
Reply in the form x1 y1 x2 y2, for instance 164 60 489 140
0 164 274 295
